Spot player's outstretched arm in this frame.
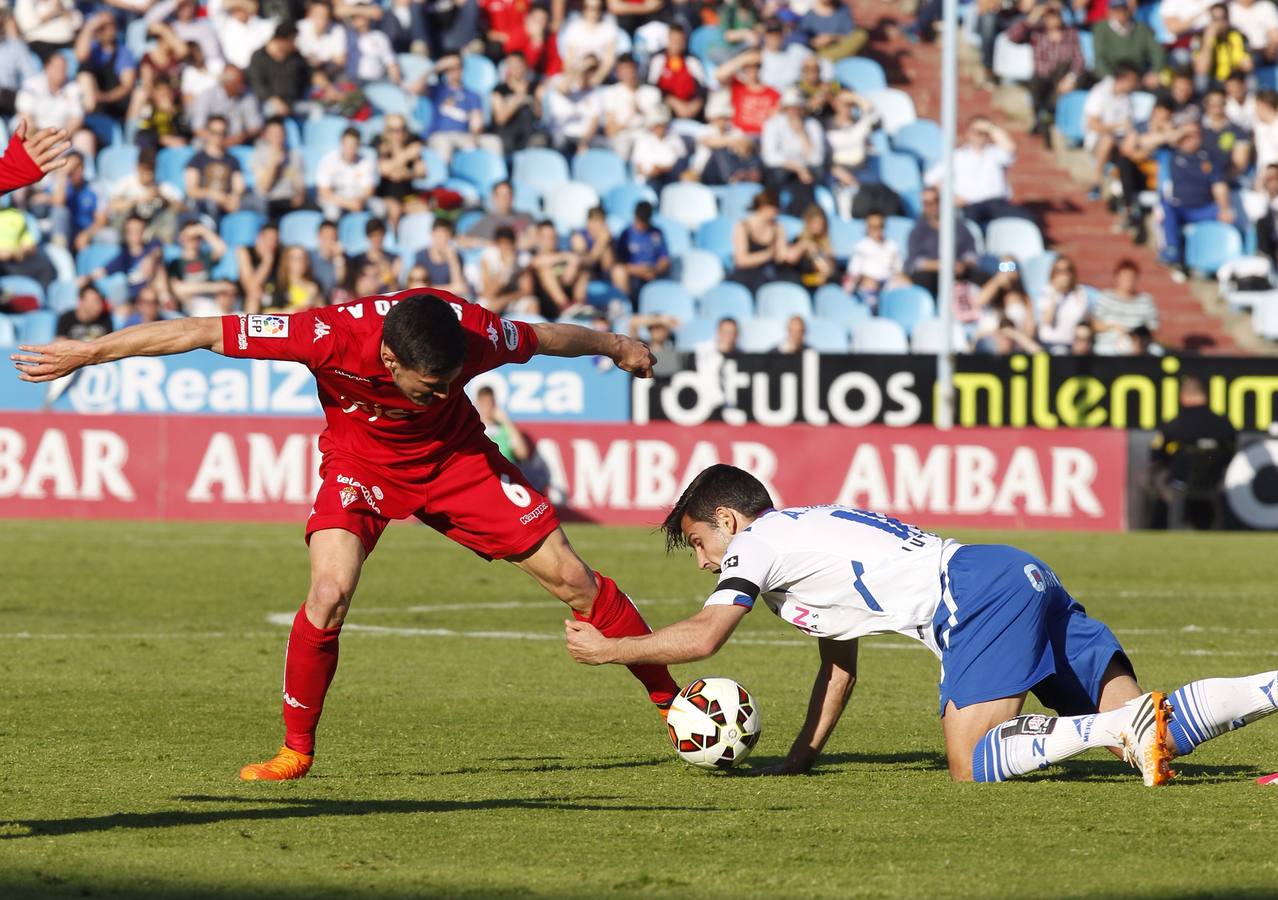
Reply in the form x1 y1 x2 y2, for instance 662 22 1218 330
531 322 656 378
758 638 859 776
11 317 224 383
565 604 748 666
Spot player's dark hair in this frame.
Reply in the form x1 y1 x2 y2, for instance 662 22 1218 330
661 464 774 552
381 294 466 374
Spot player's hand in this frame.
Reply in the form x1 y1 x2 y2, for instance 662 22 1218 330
611 333 656 379
10 340 96 382
15 118 71 176
564 620 615 665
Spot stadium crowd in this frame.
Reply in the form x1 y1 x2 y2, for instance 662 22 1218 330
0 0 1192 356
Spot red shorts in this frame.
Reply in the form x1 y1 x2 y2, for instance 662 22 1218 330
305 440 560 560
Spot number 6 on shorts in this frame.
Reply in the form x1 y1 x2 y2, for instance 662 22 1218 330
500 474 532 508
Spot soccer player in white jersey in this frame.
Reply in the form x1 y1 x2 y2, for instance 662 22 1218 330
565 465 1278 785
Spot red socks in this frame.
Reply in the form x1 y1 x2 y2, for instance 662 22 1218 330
575 572 678 707
281 605 342 755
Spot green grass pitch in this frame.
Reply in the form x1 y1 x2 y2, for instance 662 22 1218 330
0 520 1276 899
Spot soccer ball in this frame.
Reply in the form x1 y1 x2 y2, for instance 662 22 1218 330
666 677 761 770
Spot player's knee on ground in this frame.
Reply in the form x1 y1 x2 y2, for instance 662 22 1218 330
306 576 355 628
947 752 975 782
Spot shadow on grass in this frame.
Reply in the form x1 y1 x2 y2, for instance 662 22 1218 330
734 750 951 775
0 794 694 840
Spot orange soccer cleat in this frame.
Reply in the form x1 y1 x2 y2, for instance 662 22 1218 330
239 746 314 781
1118 692 1176 787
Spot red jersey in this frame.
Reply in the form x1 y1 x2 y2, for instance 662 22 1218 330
730 78 780 135
481 0 530 52
219 289 538 471
0 132 44 195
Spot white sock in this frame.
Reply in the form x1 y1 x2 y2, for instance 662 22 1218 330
971 708 1129 783
1168 671 1278 755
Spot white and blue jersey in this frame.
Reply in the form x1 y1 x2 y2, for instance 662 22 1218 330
703 506 961 658
705 506 1129 717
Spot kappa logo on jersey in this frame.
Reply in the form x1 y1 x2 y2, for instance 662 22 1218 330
336 474 384 514
722 555 739 570
235 314 249 349
313 320 331 343
282 691 310 709
340 394 419 421
1024 564 1047 592
502 320 519 351
487 323 500 349
247 314 289 338
339 485 358 508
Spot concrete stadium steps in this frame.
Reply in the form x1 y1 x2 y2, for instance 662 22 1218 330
857 1 1240 353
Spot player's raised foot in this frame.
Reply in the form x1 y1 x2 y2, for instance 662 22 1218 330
656 698 673 721
238 746 314 781
1116 692 1175 787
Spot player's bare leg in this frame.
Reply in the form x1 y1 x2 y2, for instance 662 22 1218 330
240 528 366 781
941 695 1026 782
511 527 679 711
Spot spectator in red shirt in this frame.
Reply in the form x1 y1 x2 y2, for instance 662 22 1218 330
481 0 530 60
647 23 706 119
716 49 781 136
521 4 562 81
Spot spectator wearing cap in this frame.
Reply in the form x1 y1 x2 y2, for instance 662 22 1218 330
692 90 763 185
13 0 81 62
1160 120 1235 274
56 286 113 341
543 60 605 157
73 12 138 122
716 50 781 136
759 17 814 91
925 116 1022 228
1194 3 1252 89
297 1 347 68
762 87 824 215
249 117 307 219
413 219 470 295
631 105 689 190
248 23 311 116
601 53 664 161
647 24 706 120
796 0 866 61
611 200 670 305
424 55 502 162
492 53 544 157
209 0 276 71
382 0 429 54
190 66 264 145
560 0 618 86
1007 2 1085 141
346 4 401 84
1083 62 1139 201
346 217 401 291
316 127 378 221
1231 0 1278 64
1093 1 1166 86
186 115 247 221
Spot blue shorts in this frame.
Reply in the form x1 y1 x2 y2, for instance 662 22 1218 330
933 545 1132 717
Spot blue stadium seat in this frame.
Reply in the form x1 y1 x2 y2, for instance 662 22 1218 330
283 117 303 148
675 316 717 351
688 25 724 68
397 54 432 86
506 310 548 324
228 145 255 188
716 182 764 219
586 280 626 309
777 214 804 242
47 280 79 313
695 216 736 268
604 182 658 219
572 148 629 197
95 272 129 304
1054 91 1088 148
698 281 754 320
680 248 725 298
43 243 75 285
1185 221 1244 275
756 281 812 320
985 217 1045 262
659 182 719 231
357 115 386 144
364 81 412 117
397 212 435 252
652 214 690 258
97 145 139 183
1020 251 1058 298
892 120 943 170
864 88 917 135
1134 0 1174 44
76 244 118 277
303 115 351 151
835 56 887 93
803 317 850 353
451 148 508 195
219 210 265 248
156 146 197 193
462 54 499 97
339 211 373 255
415 145 448 189
1078 29 1094 69
829 217 865 259
212 251 239 282
84 113 123 148
16 310 57 345
850 317 909 353
879 286 936 334
545 181 600 233
1130 90 1156 124
814 284 861 319
512 148 570 195
280 210 325 249
884 215 915 253
0 275 44 305
510 179 542 215
638 280 696 319
0 313 15 346
126 17 149 59
737 317 787 352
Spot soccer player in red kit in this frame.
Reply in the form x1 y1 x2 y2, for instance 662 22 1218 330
12 289 679 779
